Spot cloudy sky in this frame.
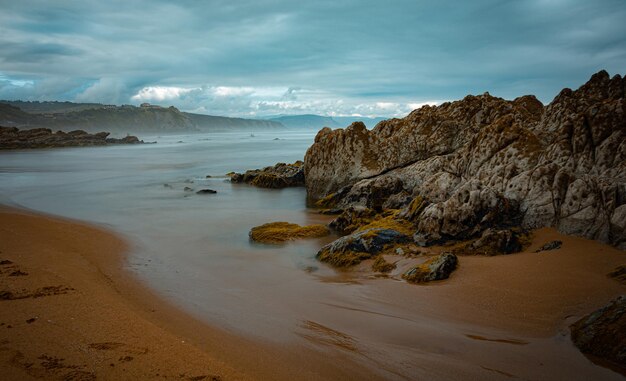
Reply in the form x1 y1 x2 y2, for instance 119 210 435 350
0 0 625 118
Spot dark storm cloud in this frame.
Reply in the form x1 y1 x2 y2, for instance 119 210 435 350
0 0 625 116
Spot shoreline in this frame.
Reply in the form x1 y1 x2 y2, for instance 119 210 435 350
1 204 624 380
0 205 380 381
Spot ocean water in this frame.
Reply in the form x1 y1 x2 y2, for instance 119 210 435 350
0 130 621 380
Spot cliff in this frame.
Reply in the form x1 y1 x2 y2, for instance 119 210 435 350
0 101 283 133
304 71 626 248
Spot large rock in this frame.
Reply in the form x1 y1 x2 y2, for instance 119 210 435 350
304 71 626 248
570 296 626 371
402 253 458 283
230 161 304 189
316 228 411 267
249 222 329 243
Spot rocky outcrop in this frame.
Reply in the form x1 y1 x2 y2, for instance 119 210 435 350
249 222 329 243
230 161 304 189
316 228 411 267
570 296 626 371
402 253 458 283
304 71 626 249
0 126 144 149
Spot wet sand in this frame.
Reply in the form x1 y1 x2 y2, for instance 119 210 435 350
1 205 625 380
0 206 379 381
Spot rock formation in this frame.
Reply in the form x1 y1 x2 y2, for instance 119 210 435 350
305 71 626 249
230 161 305 189
570 295 626 371
0 126 143 149
249 222 329 243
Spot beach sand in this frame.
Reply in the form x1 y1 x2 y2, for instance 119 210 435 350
1 205 624 380
0 206 377 381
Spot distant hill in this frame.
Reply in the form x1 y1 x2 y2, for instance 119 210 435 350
267 114 387 129
0 101 284 134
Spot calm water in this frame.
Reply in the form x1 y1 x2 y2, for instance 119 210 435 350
0 130 621 380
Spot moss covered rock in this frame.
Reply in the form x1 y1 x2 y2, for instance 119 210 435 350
402 253 458 283
249 222 329 244
316 228 411 267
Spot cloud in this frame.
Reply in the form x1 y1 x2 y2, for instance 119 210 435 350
0 0 624 116
131 86 197 102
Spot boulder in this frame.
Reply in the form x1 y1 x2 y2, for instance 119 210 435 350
249 222 329 243
230 161 305 189
316 228 411 267
455 228 528 256
402 253 458 283
196 189 217 194
570 296 626 371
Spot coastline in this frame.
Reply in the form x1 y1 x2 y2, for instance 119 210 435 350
1 204 624 380
0 205 380 381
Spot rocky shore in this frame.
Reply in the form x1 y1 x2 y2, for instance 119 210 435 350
244 70 625 373
0 126 144 149
229 161 304 188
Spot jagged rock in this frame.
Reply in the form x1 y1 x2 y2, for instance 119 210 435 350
332 175 405 211
230 161 304 189
382 190 413 209
316 228 411 267
535 240 563 252
455 228 527 256
570 295 626 370
249 222 329 243
304 71 626 248
0 126 143 149
403 253 458 283
413 180 520 246
328 206 377 234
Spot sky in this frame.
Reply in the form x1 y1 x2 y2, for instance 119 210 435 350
0 0 625 118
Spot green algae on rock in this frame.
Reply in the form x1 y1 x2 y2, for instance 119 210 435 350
249 222 329 244
402 253 458 283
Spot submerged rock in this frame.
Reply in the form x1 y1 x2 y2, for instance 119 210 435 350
304 71 626 248
570 295 626 371
230 161 304 189
249 222 329 244
316 228 411 267
196 189 217 194
402 253 458 283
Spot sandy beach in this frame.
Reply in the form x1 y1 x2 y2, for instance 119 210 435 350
0 206 379 381
1 205 624 380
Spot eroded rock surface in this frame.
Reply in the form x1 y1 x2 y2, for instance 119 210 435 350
570 296 626 371
402 253 458 283
230 161 304 189
305 71 626 248
316 228 411 267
